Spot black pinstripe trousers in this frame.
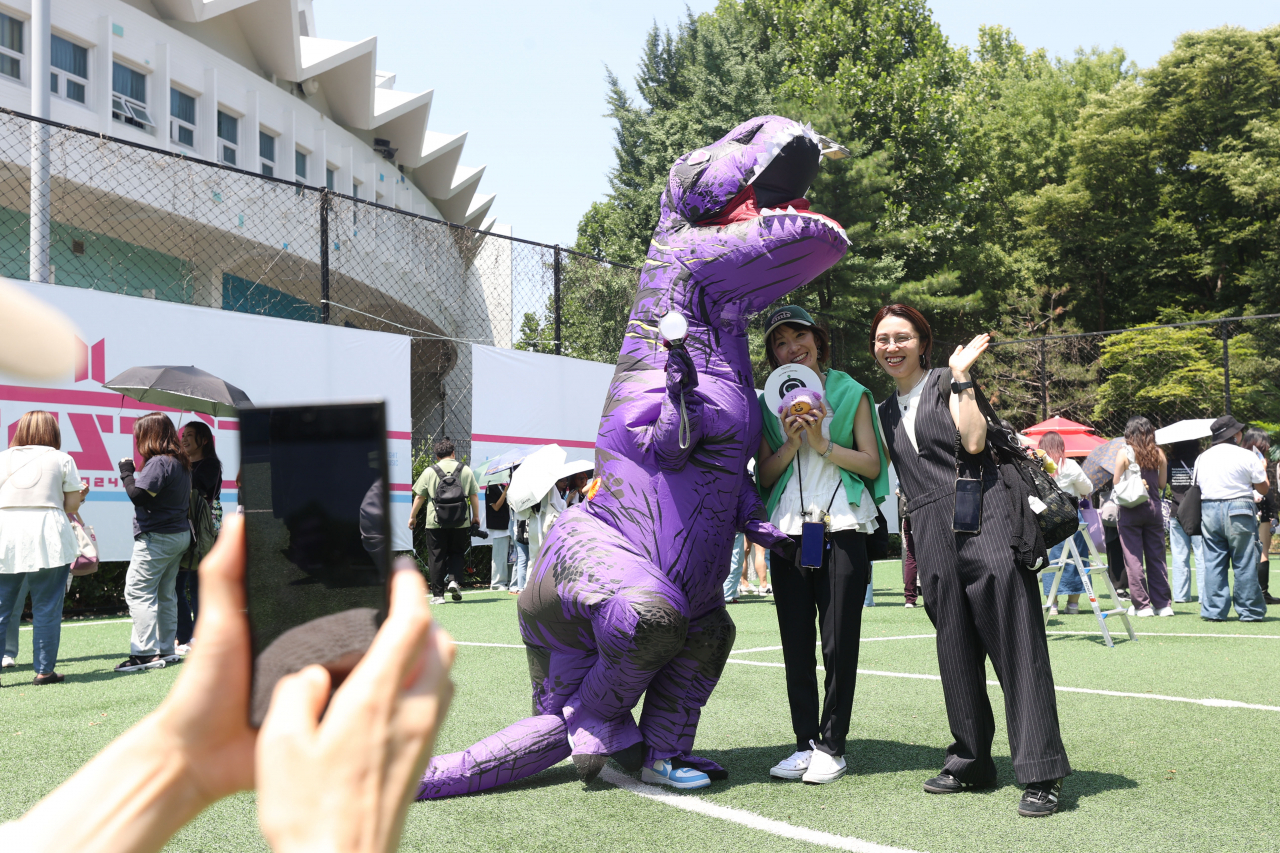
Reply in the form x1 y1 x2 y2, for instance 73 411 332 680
913 477 1072 786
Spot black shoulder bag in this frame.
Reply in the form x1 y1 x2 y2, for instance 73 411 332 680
1175 459 1202 536
942 372 1079 549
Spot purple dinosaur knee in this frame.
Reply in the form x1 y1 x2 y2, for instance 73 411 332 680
418 116 848 799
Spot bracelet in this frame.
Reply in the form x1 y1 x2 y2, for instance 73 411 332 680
821 440 835 459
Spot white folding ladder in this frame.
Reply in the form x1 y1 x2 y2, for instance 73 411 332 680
1040 522 1136 648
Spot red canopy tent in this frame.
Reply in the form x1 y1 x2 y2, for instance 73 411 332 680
1020 417 1108 457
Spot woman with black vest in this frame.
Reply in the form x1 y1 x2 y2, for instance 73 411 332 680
871 304 1071 817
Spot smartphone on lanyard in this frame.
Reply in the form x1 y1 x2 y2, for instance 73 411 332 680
953 477 982 534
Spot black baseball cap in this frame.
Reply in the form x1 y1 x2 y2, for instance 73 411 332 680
764 305 815 341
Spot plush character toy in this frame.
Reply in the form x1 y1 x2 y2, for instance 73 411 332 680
417 116 848 798
778 387 822 420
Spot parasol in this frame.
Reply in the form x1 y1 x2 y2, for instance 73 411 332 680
1154 419 1215 445
507 445 567 514
1081 437 1127 491
103 365 251 417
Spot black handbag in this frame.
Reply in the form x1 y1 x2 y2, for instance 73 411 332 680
949 373 1079 549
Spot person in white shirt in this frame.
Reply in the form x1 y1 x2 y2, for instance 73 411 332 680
1196 416 1270 621
0 411 87 685
1037 433 1093 615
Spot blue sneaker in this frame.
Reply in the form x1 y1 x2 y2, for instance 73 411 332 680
641 759 711 790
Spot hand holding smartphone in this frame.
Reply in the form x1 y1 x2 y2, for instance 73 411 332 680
239 401 393 726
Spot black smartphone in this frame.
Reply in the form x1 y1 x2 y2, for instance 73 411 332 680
800 520 826 568
953 477 983 534
239 401 392 727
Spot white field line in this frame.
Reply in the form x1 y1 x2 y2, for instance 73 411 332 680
730 630 1280 651
726 658 1280 712
454 641 524 649
599 767 927 853
18 618 131 631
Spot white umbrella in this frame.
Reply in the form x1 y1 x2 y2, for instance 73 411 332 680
507 444 567 514
559 458 595 479
1154 419 1215 445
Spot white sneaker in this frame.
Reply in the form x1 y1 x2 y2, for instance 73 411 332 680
769 747 813 780
1156 605 1175 617
1 655 14 668
1134 606 1155 617
904 602 916 609
430 596 446 605
447 580 462 602
802 748 847 784
175 643 192 657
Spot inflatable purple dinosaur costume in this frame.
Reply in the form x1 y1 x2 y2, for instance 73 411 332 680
418 116 849 798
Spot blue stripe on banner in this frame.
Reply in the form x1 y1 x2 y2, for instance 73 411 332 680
85 492 133 502
88 491 408 505
390 493 412 503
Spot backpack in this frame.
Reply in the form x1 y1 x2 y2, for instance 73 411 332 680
430 463 468 527
185 488 217 570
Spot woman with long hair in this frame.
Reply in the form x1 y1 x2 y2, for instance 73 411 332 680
1241 429 1277 604
756 305 889 785
1114 416 1170 617
116 413 191 672
872 304 1070 817
177 421 222 653
0 411 88 684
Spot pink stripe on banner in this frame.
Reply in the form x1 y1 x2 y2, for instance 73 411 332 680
218 420 239 431
389 483 412 491
472 432 596 449
222 479 238 489
387 431 412 441
0 384 187 413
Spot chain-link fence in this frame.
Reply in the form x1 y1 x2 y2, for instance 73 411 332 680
0 107 637 467
4 107 1276 457
982 315 1280 435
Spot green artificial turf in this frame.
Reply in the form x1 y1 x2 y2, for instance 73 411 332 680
2 563 1278 852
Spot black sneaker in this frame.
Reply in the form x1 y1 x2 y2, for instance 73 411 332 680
115 655 166 673
1018 778 1063 817
32 672 64 685
923 771 993 794
448 580 462 602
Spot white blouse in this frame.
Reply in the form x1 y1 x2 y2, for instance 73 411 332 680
0 446 82 574
771 409 879 536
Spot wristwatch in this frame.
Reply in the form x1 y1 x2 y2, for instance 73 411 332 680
821 440 835 459
950 379 975 394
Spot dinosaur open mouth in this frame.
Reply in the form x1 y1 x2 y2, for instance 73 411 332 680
699 185 843 233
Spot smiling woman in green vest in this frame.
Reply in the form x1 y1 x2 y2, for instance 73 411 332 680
755 305 889 786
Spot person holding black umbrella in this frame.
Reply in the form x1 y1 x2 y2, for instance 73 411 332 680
116 413 191 672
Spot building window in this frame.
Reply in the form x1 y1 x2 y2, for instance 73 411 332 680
169 88 195 148
111 62 153 130
216 110 238 165
0 13 22 81
51 36 87 103
295 149 307 182
352 179 361 199
260 130 276 177
325 166 335 191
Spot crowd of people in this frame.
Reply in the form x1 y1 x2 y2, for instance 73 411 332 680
0 410 220 684
0 295 1274 844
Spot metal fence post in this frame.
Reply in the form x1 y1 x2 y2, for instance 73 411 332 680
1221 321 1231 416
1039 337 1048 421
319 188 330 324
553 245 562 356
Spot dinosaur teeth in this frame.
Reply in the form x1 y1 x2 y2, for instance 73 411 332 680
786 205 797 215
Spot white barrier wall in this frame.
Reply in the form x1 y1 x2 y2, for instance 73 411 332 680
470 344 615 471
0 281 413 560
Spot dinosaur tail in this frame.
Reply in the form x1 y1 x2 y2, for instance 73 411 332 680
416 714 572 800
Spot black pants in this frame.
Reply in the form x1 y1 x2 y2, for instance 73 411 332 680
176 569 199 645
913 482 1072 786
1104 524 1129 593
772 528 868 757
426 526 470 597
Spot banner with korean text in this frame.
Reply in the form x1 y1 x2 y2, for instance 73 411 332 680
0 280 413 560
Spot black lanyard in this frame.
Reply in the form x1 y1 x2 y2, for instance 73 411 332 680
795 440 843 527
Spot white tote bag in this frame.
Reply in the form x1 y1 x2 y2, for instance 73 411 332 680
1112 448 1149 508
